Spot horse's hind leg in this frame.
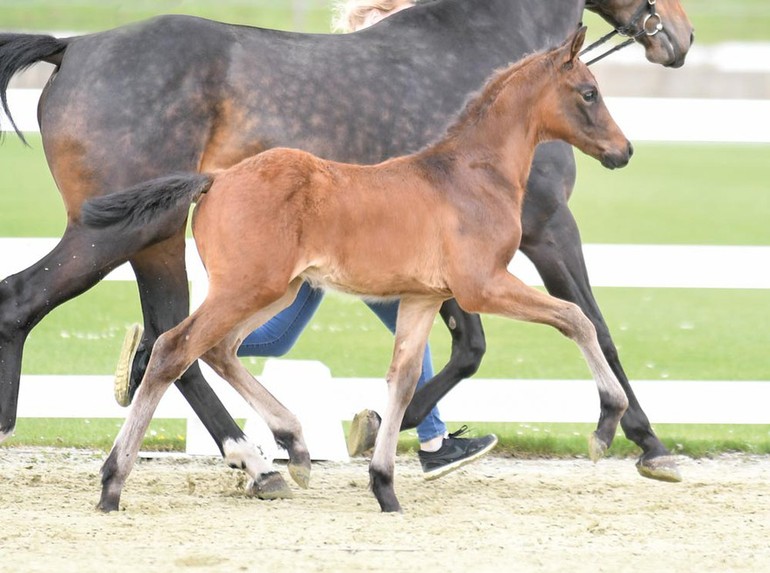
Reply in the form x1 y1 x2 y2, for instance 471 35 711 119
201 280 312 492
369 297 443 512
127 235 271 481
520 199 680 481
0 224 159 443
459 272 629 460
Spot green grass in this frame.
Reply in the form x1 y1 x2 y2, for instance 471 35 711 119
582 0 770 44
17 284 770 382
6 418 769 458
0 0 334 33
3 418 187 451
0 1 768 43
571 143 770 245
395 422 770 458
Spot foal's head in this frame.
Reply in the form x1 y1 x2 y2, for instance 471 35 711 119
541 27 633 170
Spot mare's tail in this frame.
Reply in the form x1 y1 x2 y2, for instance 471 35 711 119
0 33 71 144
81 173 214 245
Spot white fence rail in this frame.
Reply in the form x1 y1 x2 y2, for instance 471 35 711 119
4 239 770 459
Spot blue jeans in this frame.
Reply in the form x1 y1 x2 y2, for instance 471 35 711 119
237 282 445 443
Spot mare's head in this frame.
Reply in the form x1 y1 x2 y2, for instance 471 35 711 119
588 0 694 68
541 26 632 170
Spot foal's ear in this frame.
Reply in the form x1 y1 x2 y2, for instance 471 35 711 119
559 25 587 69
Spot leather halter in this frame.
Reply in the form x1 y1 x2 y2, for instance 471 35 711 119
581 0 663 65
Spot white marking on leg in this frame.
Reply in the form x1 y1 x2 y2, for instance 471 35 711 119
223 437 273 479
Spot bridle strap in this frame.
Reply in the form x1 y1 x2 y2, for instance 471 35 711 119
580 0 664 66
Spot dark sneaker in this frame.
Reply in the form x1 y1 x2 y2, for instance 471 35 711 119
347 409 382 456
418 426 498 480
114 323 143 407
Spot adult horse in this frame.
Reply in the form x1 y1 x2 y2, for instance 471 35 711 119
0 0 692 486
86 27 632 511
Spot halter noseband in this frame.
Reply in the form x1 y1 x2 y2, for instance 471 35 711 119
580 0 663 66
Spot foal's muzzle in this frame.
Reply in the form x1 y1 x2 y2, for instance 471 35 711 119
601 141 634 169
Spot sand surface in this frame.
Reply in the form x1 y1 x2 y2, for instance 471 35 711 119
1 448 768 572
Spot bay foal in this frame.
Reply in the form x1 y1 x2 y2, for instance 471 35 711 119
89 28 631 512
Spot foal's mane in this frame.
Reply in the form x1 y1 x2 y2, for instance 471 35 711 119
443 46 555 140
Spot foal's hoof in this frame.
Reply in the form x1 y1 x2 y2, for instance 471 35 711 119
96 497 121 513
247 471 294 500
347 409 381 457
288 460 311 490
636 454 683 483
588 432 609 463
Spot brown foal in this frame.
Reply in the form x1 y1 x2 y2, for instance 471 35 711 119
92 27 631 512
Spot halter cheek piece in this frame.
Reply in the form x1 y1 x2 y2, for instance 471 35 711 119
581 0 664 66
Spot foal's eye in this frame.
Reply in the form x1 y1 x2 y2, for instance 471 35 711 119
582 89 598 103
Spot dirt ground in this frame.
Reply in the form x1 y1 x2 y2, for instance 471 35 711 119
1 448 768 573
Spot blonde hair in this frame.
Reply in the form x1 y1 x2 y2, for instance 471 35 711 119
331 0 415 33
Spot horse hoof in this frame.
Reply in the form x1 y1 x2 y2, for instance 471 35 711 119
588 432 608 462
113 323 143 407
96 497 120 513
636 455 683 483
288 460 311 489
247 471 294 500
347 409 381 457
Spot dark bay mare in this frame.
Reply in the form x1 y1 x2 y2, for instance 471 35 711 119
0 0 692 485
85 28 632 512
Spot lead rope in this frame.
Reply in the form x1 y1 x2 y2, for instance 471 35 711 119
580 31 637 66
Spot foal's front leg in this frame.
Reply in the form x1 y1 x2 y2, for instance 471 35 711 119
459 272 629 460
369 297 443 512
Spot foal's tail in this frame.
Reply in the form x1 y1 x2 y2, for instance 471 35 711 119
81 173 214 240
0 33 71 144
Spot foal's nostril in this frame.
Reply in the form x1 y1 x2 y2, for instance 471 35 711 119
627 142 634 158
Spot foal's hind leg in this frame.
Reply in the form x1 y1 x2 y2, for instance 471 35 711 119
201 281 312 492
458 272 629 460
99 287 292 510
127 236 271 482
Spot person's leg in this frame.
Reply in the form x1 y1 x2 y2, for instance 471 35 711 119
237 282 324 357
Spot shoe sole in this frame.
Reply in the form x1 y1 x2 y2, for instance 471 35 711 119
422 434 499 481
114 323 143 407
346 409 381 457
